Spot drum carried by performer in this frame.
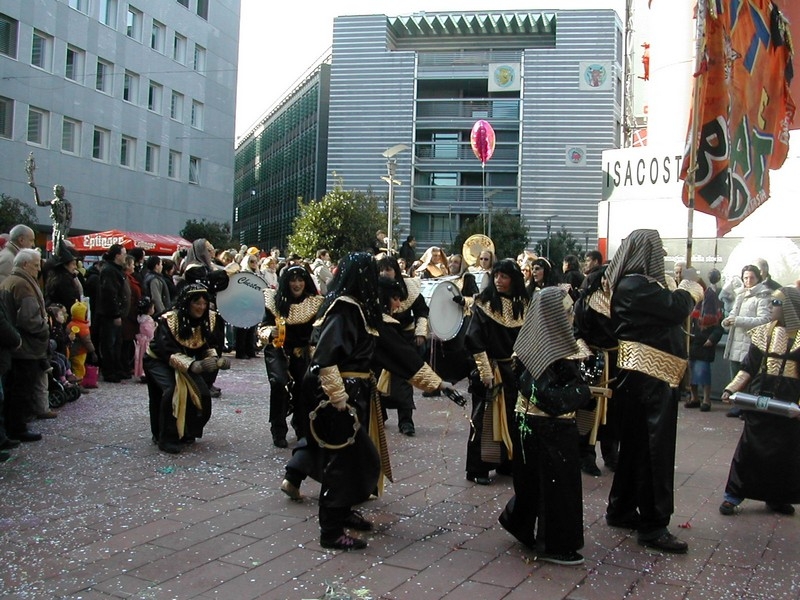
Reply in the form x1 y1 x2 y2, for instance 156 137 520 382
257 265 323 448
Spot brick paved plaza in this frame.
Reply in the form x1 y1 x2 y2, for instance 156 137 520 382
1 355 798 599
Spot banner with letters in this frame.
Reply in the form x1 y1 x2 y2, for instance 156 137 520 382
680 0 795 237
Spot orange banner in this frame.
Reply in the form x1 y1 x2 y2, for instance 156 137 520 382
681 0 795 237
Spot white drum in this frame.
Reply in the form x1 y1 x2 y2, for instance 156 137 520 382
215 271 266 327
420 277 464 341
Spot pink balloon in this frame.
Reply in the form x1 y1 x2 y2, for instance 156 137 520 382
470 120 496 164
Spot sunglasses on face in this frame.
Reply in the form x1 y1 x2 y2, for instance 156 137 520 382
480 257 491 261
771 299 783 307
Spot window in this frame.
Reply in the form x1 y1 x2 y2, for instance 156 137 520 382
120 135 135 167
31 30 52 71
27 107 49 146
123 70 139 103
193 44 206 73
196 0 208 20
168 150 181 179
148 81 162 112
68 0 87 13
95 58 113 94
145 143 160 173
177 0 189 7
150 20 165 53
1 13 19 59
189 156 200 184
172 33 186 64
190 100 203 129
65 45 84 82
61 117 80 154
170 91 183 121
0 96 14 139
126 6 142 41
99 0 117 27
92 127 110 161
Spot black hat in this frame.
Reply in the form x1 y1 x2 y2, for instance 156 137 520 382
53 242 77 266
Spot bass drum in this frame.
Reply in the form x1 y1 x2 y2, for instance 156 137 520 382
420 277 463 341
215 271 266 327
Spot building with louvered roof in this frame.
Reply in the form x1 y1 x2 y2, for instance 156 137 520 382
234 9 622 255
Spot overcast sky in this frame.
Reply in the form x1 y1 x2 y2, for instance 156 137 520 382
234 0 628 140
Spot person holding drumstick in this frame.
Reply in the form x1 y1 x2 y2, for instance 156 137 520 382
258 265 323 448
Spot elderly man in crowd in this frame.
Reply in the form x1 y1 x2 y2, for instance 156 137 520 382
0 224 36 283
0 249 50 442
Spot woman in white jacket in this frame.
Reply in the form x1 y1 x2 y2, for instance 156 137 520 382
722 265 771 415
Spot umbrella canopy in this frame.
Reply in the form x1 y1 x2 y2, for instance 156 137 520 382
51 230 192 255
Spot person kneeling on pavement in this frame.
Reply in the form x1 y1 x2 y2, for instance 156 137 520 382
144 284 230 454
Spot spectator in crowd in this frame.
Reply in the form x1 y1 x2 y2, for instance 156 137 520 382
142 256 171 318
721 264 772 417
561 254 584 300
121 254 141 378
756 258 781 291
687 275 724 411
582 250 604 282
128 248 146 286
96 244 128 383
0 294 21 461
310 249 334 295
43 243 81 311
398 235 417 265
0 249 50 441
0 225 36 283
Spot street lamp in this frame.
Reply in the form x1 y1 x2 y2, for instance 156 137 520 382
544 214 559 259
484 189 503 239
381 144 409 253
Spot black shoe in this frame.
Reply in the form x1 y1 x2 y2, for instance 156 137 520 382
399 423 415 437
766 502 795 515
158 441 182 454
119 372 132 380
581 458 602 477
0 449 10 462
273 438 288 448
726 407 742 418
495 465 513 476
15 431 42 443
638 532 688 554
605 512 641 529
537 551 585 566
209 385 222 398
422 390 441 397
320 533 367 551
103 375 121 383
344 510 373 531
280 479 302 501
181 437 196 445
719 501 737 516
0 439 21 450
466 472 492 486
700 402 711 412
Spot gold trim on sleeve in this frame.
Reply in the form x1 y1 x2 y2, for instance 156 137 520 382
319 365 348 405
409 363 442 392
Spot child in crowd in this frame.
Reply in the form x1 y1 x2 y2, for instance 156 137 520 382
47 304 77 384
68 300 97 386
134 297 157 382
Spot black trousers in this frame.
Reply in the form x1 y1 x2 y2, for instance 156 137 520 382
607 370 679 535
97 315 123 378
4 359 42 436
264 346 311 441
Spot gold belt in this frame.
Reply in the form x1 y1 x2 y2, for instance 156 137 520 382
340 371 371 379
515 396 575 419
617 340 686 387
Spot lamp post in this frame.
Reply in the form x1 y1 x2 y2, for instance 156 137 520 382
484 189 503 239
381 144 409 253
545 214 559 259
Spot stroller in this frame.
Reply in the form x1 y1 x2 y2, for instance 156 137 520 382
48 341 82 408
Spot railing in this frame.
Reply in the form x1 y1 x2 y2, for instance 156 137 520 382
412 186 518 212
416 99 520 120
415 142 518 162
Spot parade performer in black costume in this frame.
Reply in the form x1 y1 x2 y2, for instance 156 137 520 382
464 258 528 485
376 255 429 435
573 264 620 476
258 265 323 448
499 286 592 565
144 284 231 454
719 286 800 517
603 229 702 553
281 252 454 551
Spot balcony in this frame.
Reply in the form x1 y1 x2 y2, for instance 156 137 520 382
412 186 518 213
416 98 520 121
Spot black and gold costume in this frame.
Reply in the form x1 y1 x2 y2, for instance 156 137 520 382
500 287 592 561
144 285 225 452
722 287 800 509
464 259 527 481
604 229 701 550
258 267 323 445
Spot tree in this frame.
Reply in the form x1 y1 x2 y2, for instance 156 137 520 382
451 210 529 262
0 193 37 234
180 219 234 250
534 226 583 267
287 184 386 261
